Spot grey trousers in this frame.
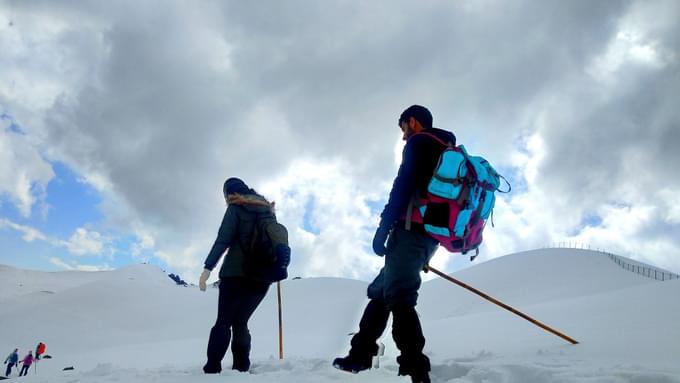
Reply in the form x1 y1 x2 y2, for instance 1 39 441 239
349 227 438 376
368 227 438 308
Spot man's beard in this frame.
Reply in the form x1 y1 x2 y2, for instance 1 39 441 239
403 126 417 140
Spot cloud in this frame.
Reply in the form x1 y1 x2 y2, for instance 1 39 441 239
62 227 105 256
259 158 387 281
0 115 54 217
131 230 155 259
49 257 112 272
0 218 48 242
1 0 679 279
0 219 106 257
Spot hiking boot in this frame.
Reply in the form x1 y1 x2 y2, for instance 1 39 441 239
232 358 250 373
410 371 431 383
332 356 371 374
202 363 221 374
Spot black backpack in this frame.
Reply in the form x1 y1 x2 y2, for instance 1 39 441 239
242 212 291 283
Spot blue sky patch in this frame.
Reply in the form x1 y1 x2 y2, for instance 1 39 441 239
1 112 25 134
566 213 605 237
581 214 604 228
0 161 103 238
39 161 104 237
366 199 385 216
495 165 525 195
0 228 67 271
302 197 320 235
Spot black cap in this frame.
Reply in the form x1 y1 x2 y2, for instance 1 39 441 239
223 178 251 197
399 105 433 129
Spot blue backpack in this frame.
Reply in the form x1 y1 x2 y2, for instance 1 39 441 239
407 132 510 259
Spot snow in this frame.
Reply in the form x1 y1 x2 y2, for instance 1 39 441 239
1 248 679 382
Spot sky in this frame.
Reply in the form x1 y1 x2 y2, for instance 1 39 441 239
0 0 679 283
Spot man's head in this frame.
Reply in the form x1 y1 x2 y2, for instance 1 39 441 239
398 105 432 140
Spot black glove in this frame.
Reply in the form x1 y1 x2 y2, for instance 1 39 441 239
372 224 390 256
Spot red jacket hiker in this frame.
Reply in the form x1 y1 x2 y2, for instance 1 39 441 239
36 343 46 359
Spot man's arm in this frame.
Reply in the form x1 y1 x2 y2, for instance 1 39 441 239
379 137 425 228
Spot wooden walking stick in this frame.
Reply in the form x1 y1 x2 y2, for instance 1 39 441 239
426 265 579 345
277 281 284 359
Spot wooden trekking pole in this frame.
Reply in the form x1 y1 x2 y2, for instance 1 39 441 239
277 281 284 359
425 265 579 345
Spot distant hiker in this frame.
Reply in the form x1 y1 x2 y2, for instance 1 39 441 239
200 178 278 374
3 348 18 377
333 105 455 383
35 342 46 360
18 351 33 376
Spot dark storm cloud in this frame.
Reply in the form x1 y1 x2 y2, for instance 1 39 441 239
27 0 631 228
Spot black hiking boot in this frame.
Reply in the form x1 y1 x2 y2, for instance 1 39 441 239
410 371 431 383
332 356 371 374
202 363 221 374
232 358 250 373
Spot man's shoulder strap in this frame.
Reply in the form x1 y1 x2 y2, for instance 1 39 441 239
410 131 454 147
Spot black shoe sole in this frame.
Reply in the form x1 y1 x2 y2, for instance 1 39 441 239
333 362 372 374
333 362 360 374
202 366 221 374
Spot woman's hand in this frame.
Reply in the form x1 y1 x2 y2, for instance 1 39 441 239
199 269 211 291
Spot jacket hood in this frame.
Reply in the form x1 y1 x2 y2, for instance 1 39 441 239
227 193 275 213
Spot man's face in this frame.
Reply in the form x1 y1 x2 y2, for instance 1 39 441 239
399 121 413 141
399 119 417 141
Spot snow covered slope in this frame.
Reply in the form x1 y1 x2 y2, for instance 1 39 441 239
1 249 679 382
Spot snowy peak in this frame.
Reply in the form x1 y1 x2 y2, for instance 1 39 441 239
421 249 656 316
1 249 679 382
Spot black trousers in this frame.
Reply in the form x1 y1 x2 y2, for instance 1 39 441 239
205 277 269 372
350 228 438 376
19 364 30 376
5 362 15 377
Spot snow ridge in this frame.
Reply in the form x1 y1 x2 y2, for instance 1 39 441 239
1 249 679 382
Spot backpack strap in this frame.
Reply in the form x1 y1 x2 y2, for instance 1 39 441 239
497 174 512 193
404 195 427 230
405 197 414 231
410 131 454 147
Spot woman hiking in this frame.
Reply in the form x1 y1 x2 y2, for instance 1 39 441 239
199 178 275 374
18 351 33 376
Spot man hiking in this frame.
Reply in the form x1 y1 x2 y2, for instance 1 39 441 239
199 178 275 374
3 348 18 377
18 351 33 376
333 105 455 383
35 342 46 361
